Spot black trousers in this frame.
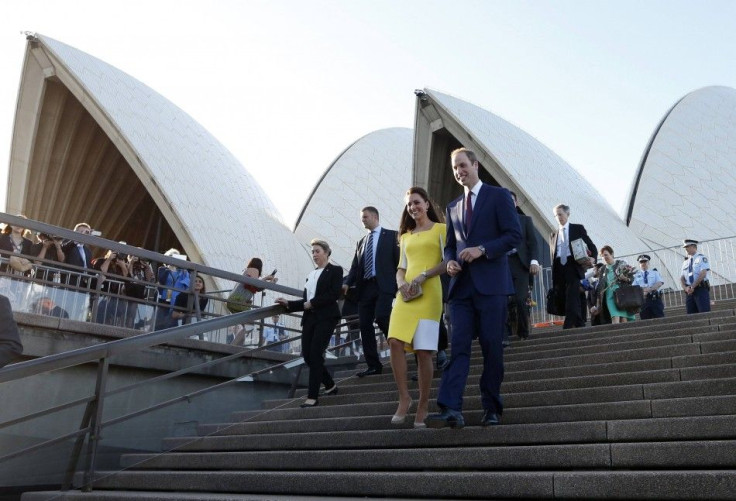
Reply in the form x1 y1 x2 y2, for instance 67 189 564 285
508 254 531 338
301 313 339 399
553 258 585 329
358 280 393 369
640 293 665 319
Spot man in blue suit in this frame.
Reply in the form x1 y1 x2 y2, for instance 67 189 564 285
426 148 521 429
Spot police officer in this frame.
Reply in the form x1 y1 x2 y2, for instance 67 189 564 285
680 239 711 314
633 254 665 319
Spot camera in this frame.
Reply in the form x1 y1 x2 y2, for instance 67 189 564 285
117 253 128 262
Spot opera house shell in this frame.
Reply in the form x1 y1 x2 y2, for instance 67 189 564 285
6 34 314 290
626 86 736 248
293 127 413 271
411 88 648 259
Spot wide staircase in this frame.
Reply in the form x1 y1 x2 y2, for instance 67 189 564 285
24 304 736 500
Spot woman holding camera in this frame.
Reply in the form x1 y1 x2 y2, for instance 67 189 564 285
92 249 131 326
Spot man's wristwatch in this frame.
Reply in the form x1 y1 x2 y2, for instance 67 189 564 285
478 245 486 257
421 271 428 279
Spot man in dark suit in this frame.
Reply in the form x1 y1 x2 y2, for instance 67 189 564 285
0 294 23 368
506 191 540 342
62 222 94 287
426 148 521 429
344 206 399 377
550 204 597 329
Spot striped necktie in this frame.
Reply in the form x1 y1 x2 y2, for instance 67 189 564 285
363 231 374 279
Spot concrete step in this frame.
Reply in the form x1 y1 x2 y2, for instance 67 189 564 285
275 377 736 414
332 347 736 390
200 393 736 438
56 470 736 500
183 415 736 452
117 440 736 472
293 364 736 401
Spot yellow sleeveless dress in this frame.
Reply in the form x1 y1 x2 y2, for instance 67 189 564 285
387 223 445 350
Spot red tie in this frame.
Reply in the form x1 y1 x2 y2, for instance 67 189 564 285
465 192 473 231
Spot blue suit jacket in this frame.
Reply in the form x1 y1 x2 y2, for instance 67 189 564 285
444 184 521 298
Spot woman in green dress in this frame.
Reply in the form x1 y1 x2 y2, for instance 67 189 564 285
597 245 635 324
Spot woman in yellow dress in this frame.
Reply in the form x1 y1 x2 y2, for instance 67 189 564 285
387 187 446 428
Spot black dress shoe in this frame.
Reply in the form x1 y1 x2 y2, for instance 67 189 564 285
300 399 318 408
356 367 382 377
481 410 500 426
425 408 465 429
323 384 338 396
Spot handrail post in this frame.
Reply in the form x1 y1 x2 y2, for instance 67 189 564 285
81 357 110 492
61 399 96 490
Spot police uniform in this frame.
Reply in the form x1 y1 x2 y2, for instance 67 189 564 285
632 254 664 319
680 239 711 314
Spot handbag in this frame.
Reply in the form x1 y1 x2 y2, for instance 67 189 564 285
401 283 423 302
226 283 254 313
546 287 565 316
613 285 644 313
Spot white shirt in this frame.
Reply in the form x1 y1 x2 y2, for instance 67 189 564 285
557 222 571 261
305 267 324 301
464 180 482 209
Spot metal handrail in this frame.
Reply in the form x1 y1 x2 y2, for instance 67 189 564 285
0 303 289 489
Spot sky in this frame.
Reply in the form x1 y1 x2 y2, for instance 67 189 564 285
2 0 735 228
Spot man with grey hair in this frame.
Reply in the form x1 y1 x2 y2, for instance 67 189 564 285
550 204 596 329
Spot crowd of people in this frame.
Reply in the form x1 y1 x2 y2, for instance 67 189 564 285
278 146 715 432
1 149 716 410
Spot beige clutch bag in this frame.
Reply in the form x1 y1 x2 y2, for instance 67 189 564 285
401 283 423 302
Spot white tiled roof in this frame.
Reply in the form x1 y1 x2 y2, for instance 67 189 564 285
38 35 313 290
426 89 647 257
626 86 736 248
294 128 413 270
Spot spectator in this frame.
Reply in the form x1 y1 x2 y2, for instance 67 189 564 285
229 257 277 346
276 239 342 408
61 223 95 288
549 204 597 329
155 249 190 330
343 206 400 378
125 253 155 328
263 314 287 352
172 273 209 333
680 239 711 314
387 186 446 428
92 248 130 326
0 215 34 276
32 232 66 281
597 245 635 324
0 294 23 368
633 254 665 319
30 295 69 319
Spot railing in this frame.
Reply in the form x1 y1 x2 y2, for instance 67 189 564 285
0 212 306 349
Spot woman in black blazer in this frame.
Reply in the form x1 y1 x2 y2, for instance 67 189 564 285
276 239 342 407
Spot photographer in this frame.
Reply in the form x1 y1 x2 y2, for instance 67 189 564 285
155 248 190 330
92 248 131 326
32 232 66 281
125 253 155 328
